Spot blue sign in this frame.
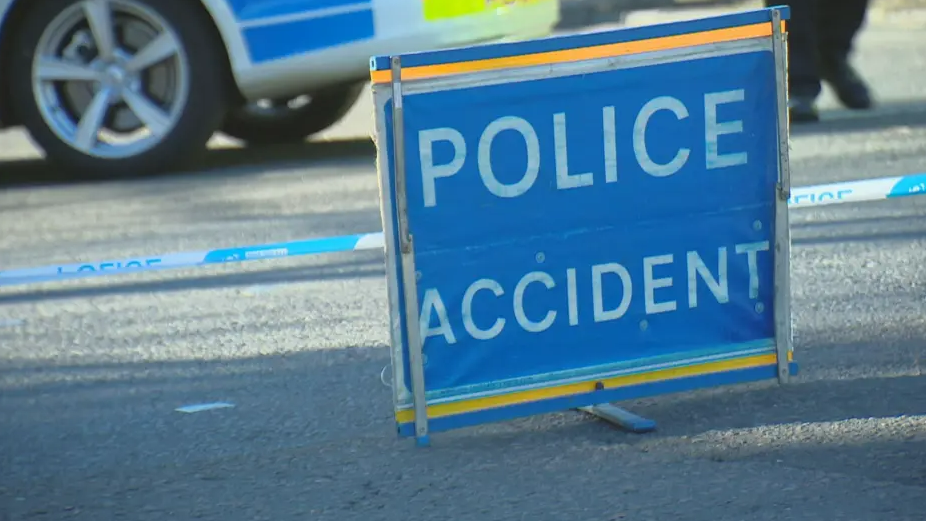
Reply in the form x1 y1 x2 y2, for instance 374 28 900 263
371 7 796 444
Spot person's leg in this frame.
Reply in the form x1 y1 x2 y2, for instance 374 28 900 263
766 0 822 121
816 0 873 109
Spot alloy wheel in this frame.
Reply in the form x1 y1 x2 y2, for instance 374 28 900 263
31 0 190 159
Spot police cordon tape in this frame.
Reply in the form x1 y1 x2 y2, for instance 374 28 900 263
0 232 386 288
1 172 925 289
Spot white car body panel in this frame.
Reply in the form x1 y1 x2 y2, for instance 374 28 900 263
0 0 560 124
206 0 561 100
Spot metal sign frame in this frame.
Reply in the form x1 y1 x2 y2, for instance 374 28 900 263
371 6 795 447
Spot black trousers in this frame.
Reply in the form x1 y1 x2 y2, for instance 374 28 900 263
765 0 870 98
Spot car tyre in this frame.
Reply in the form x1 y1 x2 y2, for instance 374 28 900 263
220 82 364 146
9 0 230 178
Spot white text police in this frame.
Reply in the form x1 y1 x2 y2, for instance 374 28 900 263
417 89 749 208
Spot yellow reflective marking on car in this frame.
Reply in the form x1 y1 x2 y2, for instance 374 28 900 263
423 0 548 21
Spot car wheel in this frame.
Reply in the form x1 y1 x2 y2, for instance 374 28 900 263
220 82 364 146
9 0 230 178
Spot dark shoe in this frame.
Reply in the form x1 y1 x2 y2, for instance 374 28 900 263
821 59 873 110
789 95 819 123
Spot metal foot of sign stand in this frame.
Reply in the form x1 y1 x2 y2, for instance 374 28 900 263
578 404 657 434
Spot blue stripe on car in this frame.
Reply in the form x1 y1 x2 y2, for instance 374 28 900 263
242 7 375 63
228 0 372 22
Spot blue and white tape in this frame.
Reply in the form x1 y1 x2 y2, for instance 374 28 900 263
0 233 384 288
2 173 925 289
788 172 926 207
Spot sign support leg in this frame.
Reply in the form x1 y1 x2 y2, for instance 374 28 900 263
771 7 795 384
390 56 431 447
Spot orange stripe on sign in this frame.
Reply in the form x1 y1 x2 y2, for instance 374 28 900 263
370 21 784 84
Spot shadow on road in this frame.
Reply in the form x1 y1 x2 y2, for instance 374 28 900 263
793 227 926 246
1 328 924 519
790 203 926 246
0 137 376 190
618 370 926 487
0 253 385 305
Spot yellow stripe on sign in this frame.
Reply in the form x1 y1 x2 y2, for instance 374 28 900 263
395 352 789 424
370 21 785 83
423 0 547 21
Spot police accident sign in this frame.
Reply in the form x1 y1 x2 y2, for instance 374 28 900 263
371 7 796 440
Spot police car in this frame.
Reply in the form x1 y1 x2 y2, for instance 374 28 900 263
0 0 560 176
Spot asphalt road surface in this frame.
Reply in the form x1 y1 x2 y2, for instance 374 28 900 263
3 8 926 521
